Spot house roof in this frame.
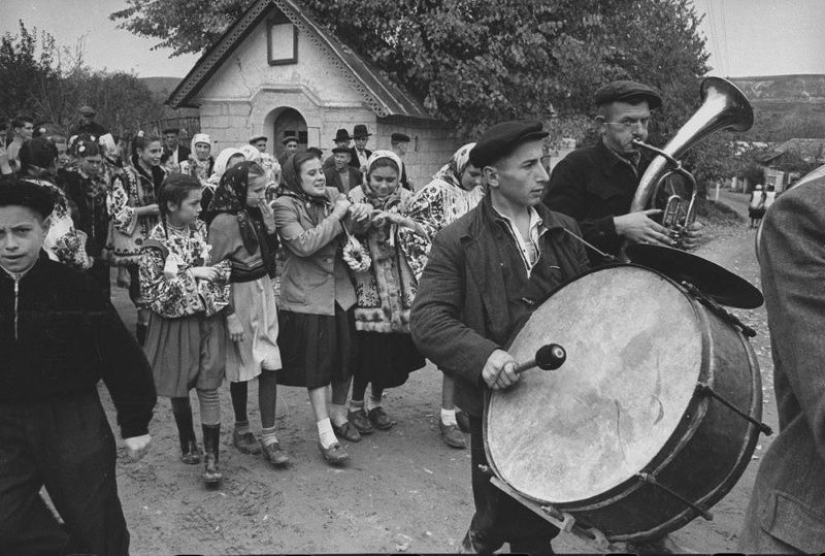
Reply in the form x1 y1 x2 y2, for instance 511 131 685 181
759 137 825 164
167 0 433 121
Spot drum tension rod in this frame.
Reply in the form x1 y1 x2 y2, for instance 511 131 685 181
635 472 714 521
694 383 774 436
681 281 757 338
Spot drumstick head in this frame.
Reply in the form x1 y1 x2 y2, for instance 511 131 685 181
536 344 566 370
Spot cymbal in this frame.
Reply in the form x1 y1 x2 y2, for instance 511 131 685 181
626 243 764 309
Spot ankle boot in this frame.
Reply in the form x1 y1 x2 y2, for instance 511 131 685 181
201 424 223 486
173 408 201 464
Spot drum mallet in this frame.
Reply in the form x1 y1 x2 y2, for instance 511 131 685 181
514 344 566 374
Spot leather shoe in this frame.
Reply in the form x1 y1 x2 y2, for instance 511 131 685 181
347 408 375 434
332 420 362 442
318 441 350 465
440 422 466 449
456 410 471 433
260 439 290 467
232 429 262 454
180 440 202 465
368 407 393 430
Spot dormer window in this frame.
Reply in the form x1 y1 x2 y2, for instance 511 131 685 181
267 14 298 65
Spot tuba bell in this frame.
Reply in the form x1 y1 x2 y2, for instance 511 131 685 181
629 77 754 246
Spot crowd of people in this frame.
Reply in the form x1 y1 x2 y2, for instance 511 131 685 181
1 79 819 555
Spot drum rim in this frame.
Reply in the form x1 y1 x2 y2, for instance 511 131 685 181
483 263 713 509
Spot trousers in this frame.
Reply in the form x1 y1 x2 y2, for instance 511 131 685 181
0 392 130 556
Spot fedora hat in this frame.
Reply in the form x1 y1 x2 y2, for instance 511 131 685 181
333 128 352 142
352 124 372 139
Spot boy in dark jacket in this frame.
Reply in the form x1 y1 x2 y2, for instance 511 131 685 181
0 180 157 555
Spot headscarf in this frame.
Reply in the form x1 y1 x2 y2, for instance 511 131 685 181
363 150 404 210
98 133 117 157
210 147 244 184
238 144 261 164
190 133 212 158
208 161 275 272
430 142 476 190
280 153 332 210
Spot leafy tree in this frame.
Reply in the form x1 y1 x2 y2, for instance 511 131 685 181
0 22 59 127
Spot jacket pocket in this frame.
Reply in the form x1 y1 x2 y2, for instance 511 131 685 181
760 490 825 553
281 271 308 305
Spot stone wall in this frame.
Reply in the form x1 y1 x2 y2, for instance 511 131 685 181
374 119 461 190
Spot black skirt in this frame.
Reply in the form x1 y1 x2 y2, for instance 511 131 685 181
353 331 426 389
277 304 358 389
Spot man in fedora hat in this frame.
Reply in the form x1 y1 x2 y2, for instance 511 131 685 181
323 129 353 172
324 147 362 195
72 105 107 138
160 127 190 170
348 124 373 172
544 80 701 266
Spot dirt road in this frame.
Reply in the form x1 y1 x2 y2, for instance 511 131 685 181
101 213 774 554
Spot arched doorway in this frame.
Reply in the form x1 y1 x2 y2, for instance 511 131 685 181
272 107 307 160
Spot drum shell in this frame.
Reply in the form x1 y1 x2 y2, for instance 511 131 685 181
484 266 763 541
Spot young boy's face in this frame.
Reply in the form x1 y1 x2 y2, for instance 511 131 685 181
0 206 49 274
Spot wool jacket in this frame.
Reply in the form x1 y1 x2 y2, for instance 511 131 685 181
410 195 589 417
739 181 825 552
0 253 156 438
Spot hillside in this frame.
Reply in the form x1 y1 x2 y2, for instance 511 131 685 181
731 74 825 104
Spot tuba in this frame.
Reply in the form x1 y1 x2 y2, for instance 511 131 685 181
630 77 754 246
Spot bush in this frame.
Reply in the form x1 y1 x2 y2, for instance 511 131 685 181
695 198 744 225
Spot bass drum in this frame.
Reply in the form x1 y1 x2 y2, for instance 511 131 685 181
484 264 763 541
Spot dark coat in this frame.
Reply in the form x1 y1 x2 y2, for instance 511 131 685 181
324 166 362 194
544 140 651 263
739 182 825 552
348 147 372 169
0 253 156 438
410 196 590 417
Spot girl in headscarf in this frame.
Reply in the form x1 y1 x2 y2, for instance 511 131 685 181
203 147 245 219
17 137 92 270
180 133 215 187
406 142 485 449
345 151 429 433
207 161 287 468
271 151 371 466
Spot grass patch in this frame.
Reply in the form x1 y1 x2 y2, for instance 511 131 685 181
695 198 744 226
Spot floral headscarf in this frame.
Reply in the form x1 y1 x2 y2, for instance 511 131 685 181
363 150 404 210
239 144 262 164
430 142 476 190
280 153 333 211
208 161 273 270
209 147 245 186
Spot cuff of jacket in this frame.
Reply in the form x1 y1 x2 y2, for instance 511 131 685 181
594 215 617 239
118 405 154 439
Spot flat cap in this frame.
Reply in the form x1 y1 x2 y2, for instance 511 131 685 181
162 127 180 135
78 105 96 116
594 80 662 109
391 132 411 143
282 135 299 145
0 180 55 219
469 120 549 168
249 134 267 144
332 146 351 154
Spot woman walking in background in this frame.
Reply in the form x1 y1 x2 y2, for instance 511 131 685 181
140 174 230 485
346 151 429 433
208 162 288 468
108 132 166 345
406 142 484 449
272 152 371 465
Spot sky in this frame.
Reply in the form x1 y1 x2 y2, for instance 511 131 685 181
1 0 824 79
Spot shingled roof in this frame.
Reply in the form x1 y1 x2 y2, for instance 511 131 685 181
167 0 433 121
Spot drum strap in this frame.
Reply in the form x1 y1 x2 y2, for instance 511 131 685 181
562 228 618 263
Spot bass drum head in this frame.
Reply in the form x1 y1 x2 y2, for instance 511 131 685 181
486 265 703 505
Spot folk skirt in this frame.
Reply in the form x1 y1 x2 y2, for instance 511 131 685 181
353 331 425 389
277 303 358 389
144 312 226 398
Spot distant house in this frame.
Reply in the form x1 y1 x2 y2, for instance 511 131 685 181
758 137 825 192
166 0 459 187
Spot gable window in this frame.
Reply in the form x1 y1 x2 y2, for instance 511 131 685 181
267 15 298 65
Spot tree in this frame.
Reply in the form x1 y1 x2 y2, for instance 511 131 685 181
112 0 711 137
0 22 59 127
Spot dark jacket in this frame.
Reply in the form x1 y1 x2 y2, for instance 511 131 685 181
739 182 825 552
410 196 589 417
324 166 362 194
348 147 373 169
59 169 110 257
0 253 156 438
544 140 651 263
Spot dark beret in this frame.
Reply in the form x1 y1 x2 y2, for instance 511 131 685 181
594 80 662 109
469 120 549 168
391 132 411 143
282 136 299 145
0 180 55 218
332 147 351 154
162 127 180 135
